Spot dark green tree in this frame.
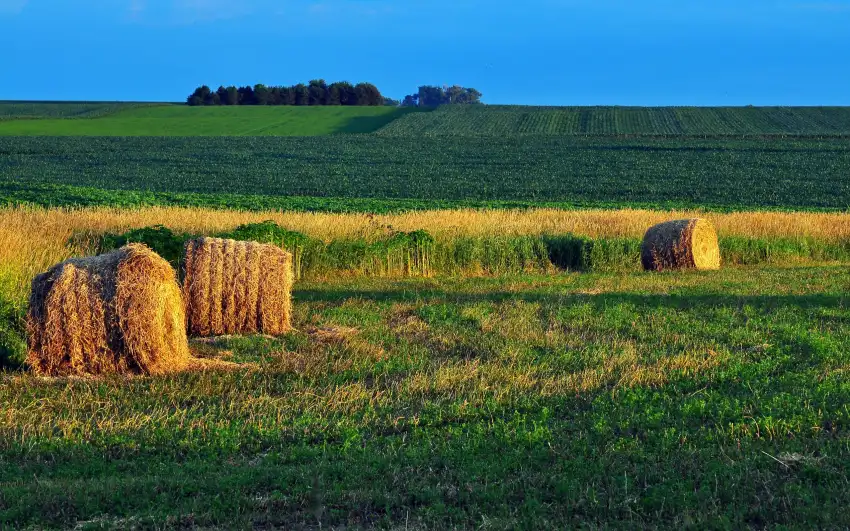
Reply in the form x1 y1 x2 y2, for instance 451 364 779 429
294 83 309 105
417 85 445 106
237 85 255 105
187 80 393 106
461 87 483 104
416 85 482 106
225 86 239 105
327 83 342 105
334 82 356 105
187 85 211 106
355 82 383 106
253 84 270 105
216 86 229 105
308 79 329 105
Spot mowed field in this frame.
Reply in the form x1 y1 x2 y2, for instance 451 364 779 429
0 105 419 136
0 101 167 120
1 103 849 529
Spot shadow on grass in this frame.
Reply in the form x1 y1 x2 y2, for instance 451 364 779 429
335 107 431 134
295 286 847 312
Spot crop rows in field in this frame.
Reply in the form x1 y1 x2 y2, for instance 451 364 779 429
1 136 848 210
377 105 850 136
0 101 168 120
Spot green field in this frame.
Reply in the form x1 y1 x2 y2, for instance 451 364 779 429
378 105 850 136
3 269 849 528
6 103 850 137
1 136 848 211
0 101 167 120
0 105 420 136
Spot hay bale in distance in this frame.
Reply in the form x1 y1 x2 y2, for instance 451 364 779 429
641 218 720 271
26 244 191 377
183 237 293 337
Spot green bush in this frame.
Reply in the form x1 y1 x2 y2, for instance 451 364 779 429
0 299 26 370
100 225 189 269
222 220 311 250
220 221 317 279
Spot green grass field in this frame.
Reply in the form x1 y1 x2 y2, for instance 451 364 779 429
0 101 168 120
1 136 848 210
2 269 849 528
0 105 420 136
378 105 850 136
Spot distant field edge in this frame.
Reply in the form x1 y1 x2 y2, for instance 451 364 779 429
0 101 175 121
2 180 847 213
0 105 427 135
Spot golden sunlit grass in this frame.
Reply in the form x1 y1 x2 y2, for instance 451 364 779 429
1 205 848 302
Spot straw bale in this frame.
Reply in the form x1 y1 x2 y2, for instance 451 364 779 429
641 218 721 271
183 237 293 337
27 244 190 376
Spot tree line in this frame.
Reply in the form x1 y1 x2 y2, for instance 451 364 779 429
187 80 389 106
187 81 483 107
401 85 483 106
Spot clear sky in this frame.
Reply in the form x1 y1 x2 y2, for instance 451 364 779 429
1 0 849 105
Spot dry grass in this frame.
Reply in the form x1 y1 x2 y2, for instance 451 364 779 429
0 205 847 301
26 244 191 377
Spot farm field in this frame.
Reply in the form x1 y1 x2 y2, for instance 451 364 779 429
377 105 850 136
0 101 168 120
1 103 849 528
1 136 849 210
6 103 850 136
2 267 849 528
0 105 421 136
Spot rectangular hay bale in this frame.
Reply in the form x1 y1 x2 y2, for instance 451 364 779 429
183 237 293 337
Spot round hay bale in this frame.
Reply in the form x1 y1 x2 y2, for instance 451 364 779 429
183 237 293 337
640 218 720 272
26 244 191 377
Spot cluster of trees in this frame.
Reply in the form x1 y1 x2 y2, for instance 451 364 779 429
187 80 389 106
401 85 482 107
186 81 483 107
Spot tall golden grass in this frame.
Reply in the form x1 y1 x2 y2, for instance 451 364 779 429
1 205 848 301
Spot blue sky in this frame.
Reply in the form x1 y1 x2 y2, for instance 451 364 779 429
1 0 849 105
